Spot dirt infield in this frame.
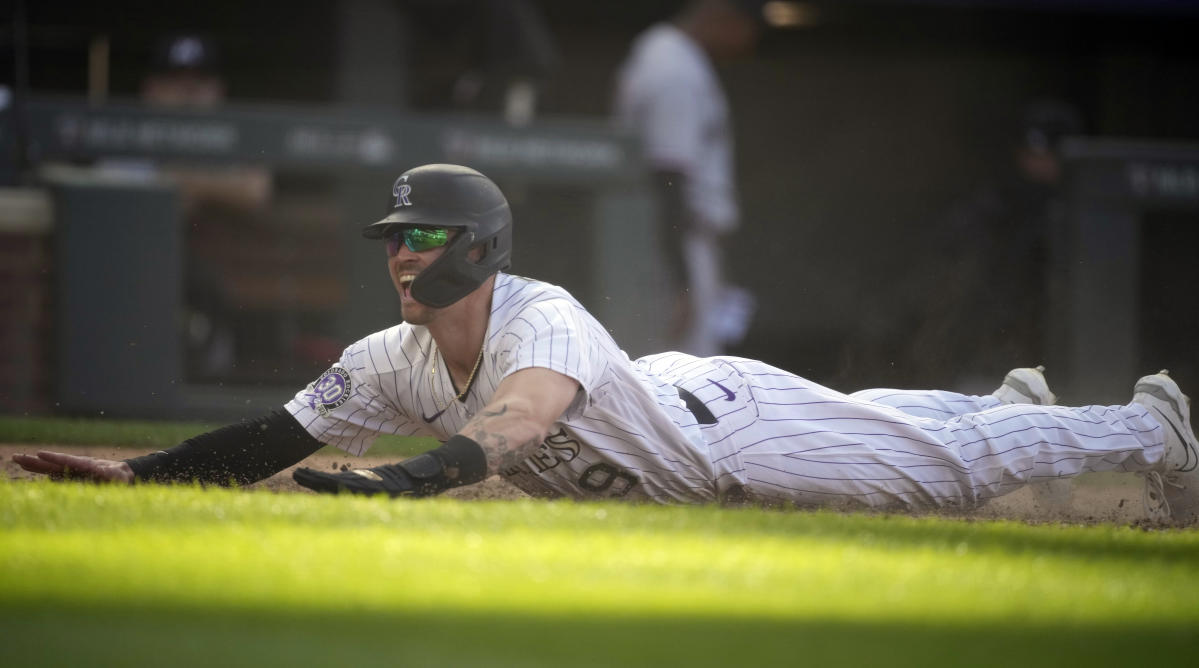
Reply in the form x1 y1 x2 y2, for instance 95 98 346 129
0 443 1163 525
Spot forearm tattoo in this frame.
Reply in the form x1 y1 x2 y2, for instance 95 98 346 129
462 402 545 474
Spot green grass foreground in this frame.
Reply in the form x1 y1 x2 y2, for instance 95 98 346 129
1 480 1197 667
0 415 433 456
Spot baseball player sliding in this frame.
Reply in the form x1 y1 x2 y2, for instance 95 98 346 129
15 164 1199 522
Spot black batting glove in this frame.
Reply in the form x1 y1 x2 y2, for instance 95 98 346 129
292 452 453 498
293 461 422 498
294 436 489 499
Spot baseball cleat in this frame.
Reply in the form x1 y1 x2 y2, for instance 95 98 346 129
993 365 1058 406
1132 370 1199 523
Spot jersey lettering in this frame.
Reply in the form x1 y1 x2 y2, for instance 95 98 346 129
503 427 580 476
545 428 581 459
577 462 639 497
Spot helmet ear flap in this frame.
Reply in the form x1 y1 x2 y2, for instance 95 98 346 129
409 230 482 308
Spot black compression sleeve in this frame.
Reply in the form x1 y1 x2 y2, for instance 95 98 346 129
124 409 324 486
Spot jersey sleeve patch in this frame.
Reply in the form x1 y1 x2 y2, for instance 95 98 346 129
301 366 353 417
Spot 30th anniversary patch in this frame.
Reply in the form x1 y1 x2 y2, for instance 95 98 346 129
305 366 352 417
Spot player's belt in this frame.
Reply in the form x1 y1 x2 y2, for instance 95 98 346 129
676 387 718 425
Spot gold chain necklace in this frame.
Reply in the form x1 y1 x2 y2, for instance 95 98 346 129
429 343 485 413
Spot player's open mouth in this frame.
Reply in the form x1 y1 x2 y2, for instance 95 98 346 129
397 273 416 298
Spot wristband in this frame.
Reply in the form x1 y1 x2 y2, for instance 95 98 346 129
403 434 490 493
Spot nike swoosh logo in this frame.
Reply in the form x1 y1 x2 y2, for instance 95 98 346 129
709 379 735 401
1155 407 1198 472
422 406 449 423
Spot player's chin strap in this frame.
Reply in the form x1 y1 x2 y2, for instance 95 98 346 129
293 434 489 498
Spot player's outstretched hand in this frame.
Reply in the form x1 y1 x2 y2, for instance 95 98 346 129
12 451 135 484
293 463 418 498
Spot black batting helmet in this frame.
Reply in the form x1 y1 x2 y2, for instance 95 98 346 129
363 164 512 308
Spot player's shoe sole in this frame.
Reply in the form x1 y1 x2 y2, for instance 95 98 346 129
993 366 1069 510
993 365 1057 406
1132 370 1199 523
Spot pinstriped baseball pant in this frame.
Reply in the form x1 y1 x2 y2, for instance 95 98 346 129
699 358 1165 510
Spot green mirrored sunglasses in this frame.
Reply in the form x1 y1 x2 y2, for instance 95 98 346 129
386 227 451 254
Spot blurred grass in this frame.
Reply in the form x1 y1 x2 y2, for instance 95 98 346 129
0 415 434 456
0 415 218 448
1 479 1197 667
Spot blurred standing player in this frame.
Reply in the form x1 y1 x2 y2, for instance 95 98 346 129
614 0 759 356
108 34 272 214
16 164 1199 524
100 34 273 379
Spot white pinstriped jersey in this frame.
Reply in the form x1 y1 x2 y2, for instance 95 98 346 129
285 273 723 503
286 273 1168 508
